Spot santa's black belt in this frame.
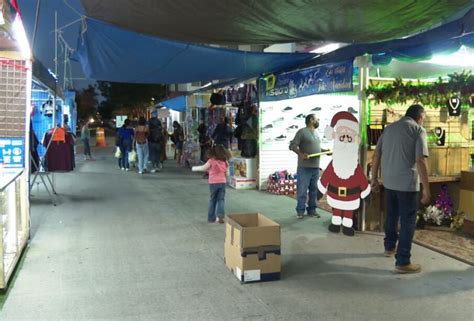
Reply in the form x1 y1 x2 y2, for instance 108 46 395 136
327 185 360 197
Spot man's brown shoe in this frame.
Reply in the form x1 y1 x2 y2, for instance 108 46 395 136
384 249 396 257
395 263 421 274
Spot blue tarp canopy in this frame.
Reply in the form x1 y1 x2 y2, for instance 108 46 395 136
299 8 474 69
159 96 187 112
74 18 316 84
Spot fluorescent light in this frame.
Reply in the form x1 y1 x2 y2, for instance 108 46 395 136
421 46 474 67
310 43 343 54
12 14 31 60
200 82 212 89
239 83 245 88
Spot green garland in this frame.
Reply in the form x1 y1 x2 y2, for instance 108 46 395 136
366 70 474 107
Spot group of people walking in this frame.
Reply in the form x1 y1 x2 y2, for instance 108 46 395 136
115 116 169 174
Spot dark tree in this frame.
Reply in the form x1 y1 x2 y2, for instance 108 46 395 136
97 82 167 118
75 84 99 121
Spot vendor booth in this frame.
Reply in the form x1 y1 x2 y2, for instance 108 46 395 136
0 3 32 289
258 61 357 192
364 49 474 232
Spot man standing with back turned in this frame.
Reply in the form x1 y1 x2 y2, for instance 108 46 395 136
371 104 430 274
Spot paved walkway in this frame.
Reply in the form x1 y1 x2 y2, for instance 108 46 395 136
1 145 473 320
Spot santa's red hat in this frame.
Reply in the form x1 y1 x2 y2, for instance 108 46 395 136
324 111 359 140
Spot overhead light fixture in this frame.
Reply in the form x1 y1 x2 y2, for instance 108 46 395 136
12 14 31 60
239 83 245 88
201 82 212 89
310 43 344 54
421 46 474 67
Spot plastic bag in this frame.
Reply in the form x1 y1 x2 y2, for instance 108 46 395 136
114 147 122 159
128 150 137 163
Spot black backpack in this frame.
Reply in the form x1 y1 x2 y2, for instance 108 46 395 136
149 124 163 143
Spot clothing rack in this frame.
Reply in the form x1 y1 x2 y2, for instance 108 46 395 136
30 126 59 206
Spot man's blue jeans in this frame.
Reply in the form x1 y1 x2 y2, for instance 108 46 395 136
208 183 226 222
384 189 418 266
120 139 132 169
296 167 320 215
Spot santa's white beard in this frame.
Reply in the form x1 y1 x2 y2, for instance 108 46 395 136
332 139 359 179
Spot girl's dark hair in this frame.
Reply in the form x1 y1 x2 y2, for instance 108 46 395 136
210 144 230 161
138 116 146 126
124 119 131 126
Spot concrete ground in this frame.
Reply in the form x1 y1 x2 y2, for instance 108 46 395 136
0 143 473 321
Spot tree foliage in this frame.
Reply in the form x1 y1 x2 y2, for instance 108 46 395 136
97 81 167 118
75 84 99 121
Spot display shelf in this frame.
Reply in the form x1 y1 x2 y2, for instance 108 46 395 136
0 169 23 191
0 171 29 289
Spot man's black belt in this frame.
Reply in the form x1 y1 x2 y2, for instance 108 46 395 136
327 185 360 197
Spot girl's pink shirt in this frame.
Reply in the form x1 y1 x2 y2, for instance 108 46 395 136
207 159 228 184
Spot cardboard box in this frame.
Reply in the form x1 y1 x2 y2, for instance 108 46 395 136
232 157 257 178
225 213 281 283
229 177 257 190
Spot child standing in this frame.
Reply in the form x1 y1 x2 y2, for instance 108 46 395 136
192 145 230 223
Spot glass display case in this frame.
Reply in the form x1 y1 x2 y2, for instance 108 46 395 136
0 170 29 289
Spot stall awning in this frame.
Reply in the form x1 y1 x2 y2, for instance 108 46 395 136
74 18 316 84
291 8 474 70
79 0 474 45
159 96 187 112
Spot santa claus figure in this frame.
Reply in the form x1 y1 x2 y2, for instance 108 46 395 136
317 111 370 236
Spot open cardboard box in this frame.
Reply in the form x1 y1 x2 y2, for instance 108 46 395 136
224 213 281 283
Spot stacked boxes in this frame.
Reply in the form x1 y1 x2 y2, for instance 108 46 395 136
228 157 257 189
229 177 257 190
224 213 281 283
267 175 297 195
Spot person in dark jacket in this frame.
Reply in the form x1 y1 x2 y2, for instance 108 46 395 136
212 117 233 149
148 116 164 172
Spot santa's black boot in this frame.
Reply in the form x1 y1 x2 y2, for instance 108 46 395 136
328 224 341 233
342 226 355 236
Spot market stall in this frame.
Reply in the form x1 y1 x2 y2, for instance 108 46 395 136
0 3 32 289
364 53 474 232
258 61 357 192
213 83 259 189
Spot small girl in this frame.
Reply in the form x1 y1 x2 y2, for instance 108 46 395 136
192 145 230 223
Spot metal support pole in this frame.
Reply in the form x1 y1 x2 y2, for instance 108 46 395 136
63 41 68 92
355 56 370 232
53 11 58 129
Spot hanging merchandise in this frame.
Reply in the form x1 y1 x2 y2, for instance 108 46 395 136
447 96 462 117
43 128 75 172
433 127 446 146
210 91 226 106
41 99 54 116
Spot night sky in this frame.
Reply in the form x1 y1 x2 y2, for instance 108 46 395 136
17 0 93 89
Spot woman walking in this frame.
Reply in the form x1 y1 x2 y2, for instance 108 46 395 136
135 117 149 174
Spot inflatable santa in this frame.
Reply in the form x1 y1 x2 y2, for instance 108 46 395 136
317 111 370 236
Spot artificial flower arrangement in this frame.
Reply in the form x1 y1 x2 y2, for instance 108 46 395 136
416 184 465 230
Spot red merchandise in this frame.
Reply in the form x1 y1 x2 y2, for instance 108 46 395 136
43 130 75 172
267 176 297 196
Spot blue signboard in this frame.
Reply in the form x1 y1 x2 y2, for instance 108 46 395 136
0 138 25 168
260 61 353 102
